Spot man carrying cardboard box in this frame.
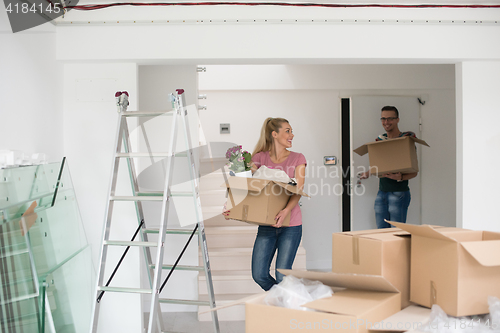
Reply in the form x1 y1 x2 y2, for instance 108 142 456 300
359 106 418 229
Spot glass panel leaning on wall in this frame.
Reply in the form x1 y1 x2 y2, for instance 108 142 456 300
0 159 94 333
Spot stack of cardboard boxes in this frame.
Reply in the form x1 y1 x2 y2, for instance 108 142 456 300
218 138 500 331
241 224 500 332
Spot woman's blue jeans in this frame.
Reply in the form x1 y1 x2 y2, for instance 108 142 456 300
374 190 411 229
251 225 302 291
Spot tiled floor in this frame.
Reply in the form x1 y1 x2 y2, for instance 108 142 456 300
146 312 245 333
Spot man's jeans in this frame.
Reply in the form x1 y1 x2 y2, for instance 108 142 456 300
251 225 302 291
374 190 411 229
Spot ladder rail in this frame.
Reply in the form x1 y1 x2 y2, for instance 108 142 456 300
121 120 158 296
159 225 198 293
90 114 126 333
146 104 181 333
177 92 220 333
122 113 165 333
96 220 145 303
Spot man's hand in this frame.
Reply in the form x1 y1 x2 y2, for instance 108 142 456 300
358 171 370 180
382 172 402 181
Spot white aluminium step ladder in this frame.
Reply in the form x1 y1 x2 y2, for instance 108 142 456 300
90 89 219 333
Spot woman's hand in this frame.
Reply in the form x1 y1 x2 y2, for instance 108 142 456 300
222 202 231 220
273 208 291 228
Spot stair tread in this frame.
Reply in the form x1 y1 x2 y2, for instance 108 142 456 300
201 270 252 278
201 205 224 213
199 293 258 302
204 226 258 234
199 189 226 194
202 246 305 255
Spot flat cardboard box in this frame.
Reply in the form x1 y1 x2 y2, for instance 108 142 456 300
368 304 432 333
222 177 308 226
389 221 500 317
332 228 411 308
354 136 429 175
246 270 401 333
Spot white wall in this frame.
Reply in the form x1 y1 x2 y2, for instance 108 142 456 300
456 61 500 232
62 63 142 332
0 9 63 161
199 64 456 269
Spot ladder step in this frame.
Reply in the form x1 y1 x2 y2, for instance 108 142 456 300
144 228 199 235
158 298 210 306
122 111 173 117
110 192 193 201
98 286 153 294
116 152 188 158
150 264 204 271
171 192 195 197
137 191 194 197
111 196 163 201
104 240 157 247
116 152 171 158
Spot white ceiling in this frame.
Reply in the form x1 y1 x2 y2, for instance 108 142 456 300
56 0 500 25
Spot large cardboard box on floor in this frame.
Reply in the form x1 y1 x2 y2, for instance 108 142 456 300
368 304 432 333
390 221 500 317
246 270 401 333
354 136 429 175
222 177 308 226
332 228 411 309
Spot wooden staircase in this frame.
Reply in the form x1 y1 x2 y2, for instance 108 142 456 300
197 161 306 321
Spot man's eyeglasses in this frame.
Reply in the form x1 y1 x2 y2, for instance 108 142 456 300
380 117 398 121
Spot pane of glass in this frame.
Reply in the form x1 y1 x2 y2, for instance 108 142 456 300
0 164 60 223
0 219 40 333
40 246 93 333
31 162 88 278
0 161 94 333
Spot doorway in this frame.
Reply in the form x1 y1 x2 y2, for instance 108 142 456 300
342 96 422 231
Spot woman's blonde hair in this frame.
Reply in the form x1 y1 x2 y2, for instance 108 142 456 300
252 117 289 156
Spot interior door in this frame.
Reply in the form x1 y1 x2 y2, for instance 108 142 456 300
349 96 422 231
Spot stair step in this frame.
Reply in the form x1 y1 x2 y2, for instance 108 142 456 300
204 226 258 234
202 246 306 271
204 226 257 248
198 270 262 295
198 293 252 322
199 189 227 206
202 206 243 227
199 172 229 191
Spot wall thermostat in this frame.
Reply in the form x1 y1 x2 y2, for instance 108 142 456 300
324 156 337 165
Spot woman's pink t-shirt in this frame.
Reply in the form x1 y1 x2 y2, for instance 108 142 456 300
252 151 307 227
